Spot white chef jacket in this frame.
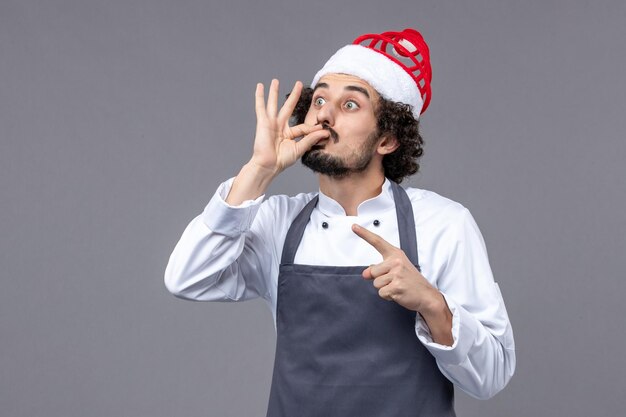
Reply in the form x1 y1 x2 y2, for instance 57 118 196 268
164 178 516 400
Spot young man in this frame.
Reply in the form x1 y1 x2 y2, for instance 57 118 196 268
165 28 515 416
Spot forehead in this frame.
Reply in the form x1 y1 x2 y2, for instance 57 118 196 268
316 73 379 100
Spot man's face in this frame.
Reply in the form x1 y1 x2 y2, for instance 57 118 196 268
301 74 382 177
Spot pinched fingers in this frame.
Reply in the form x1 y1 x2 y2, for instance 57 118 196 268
287 123 324 140
294 128 330 158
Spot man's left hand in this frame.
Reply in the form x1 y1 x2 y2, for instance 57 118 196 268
352 224 454 345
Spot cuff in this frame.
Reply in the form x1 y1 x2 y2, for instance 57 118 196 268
415 292 479 365
201 178 265 236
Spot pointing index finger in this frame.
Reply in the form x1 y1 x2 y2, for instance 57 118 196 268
351 224 397 257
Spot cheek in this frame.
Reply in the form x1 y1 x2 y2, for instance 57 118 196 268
353 117 378 137
302 107 316 125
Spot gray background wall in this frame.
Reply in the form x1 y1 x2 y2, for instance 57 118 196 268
1 0 625 416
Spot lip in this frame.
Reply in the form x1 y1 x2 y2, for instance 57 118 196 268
321 124 339 143
318 135 330 143
310 137 329 151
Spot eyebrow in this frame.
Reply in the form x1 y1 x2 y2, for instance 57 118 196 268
313 82 329 93
344 85 370 99
313 82 371 100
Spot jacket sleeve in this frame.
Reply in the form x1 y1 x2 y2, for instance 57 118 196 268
415 207 516 399
164 178 273 302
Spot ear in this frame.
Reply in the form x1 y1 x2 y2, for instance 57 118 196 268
377 134 400 155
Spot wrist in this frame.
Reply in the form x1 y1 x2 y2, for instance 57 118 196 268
225 162 276 205
419 292 454 346
242 160 279 183
420 290 449 318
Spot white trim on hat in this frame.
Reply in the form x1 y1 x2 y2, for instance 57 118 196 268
311 44 423 119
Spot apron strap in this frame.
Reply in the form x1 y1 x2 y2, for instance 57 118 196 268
390 181 420 269
280 182 420 270
280 195 319 264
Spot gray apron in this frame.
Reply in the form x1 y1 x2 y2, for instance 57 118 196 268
266 182 455 417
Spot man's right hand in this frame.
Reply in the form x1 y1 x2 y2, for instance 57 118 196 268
225 79 329 206
250 79 327 176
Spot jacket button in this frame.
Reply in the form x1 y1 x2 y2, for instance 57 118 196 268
322 222 329 229
373 220 380 226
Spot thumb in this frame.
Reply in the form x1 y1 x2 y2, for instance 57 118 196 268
295 129 331 157
287 123 323 140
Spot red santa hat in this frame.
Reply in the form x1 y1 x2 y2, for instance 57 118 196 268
311 28 432 120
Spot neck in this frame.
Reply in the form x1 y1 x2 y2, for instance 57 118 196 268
318 167 386 216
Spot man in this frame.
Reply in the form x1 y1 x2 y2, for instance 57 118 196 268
165 28 515 416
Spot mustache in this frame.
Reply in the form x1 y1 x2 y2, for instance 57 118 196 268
321 123 339 143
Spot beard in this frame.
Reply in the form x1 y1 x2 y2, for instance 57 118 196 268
301 130 381 178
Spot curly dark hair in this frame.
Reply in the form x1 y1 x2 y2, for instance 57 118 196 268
290 87 424 183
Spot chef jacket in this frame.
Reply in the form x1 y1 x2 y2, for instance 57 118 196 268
164 177 516 399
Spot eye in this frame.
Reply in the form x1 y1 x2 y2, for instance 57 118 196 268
344 100 359 110
314 97 326 106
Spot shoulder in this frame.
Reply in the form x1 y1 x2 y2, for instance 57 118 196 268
402 186 488 261
249 191 318 257
403 186 470 221
401 185 481 243
256 191 318 225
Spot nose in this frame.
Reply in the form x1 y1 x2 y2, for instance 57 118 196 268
315 102 335 126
